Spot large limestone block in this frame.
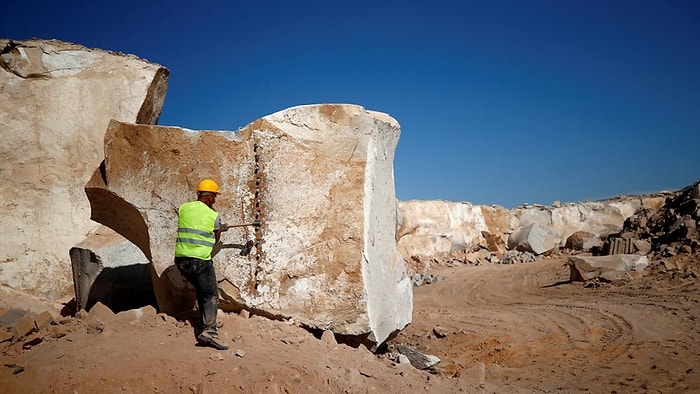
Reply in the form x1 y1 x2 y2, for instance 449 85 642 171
0 39 168 299
567 255 649 282
507 223 558 255
87 104 412 345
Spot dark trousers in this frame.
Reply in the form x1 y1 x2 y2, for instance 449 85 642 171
174 256 219 334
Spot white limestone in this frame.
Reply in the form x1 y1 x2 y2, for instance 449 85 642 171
0 39 168 300
567 255 649 281
397 196 666 263
86 104 412 345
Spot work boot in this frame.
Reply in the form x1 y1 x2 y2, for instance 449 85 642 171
197 331 229 350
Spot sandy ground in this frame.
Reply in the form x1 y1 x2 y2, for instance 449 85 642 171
1 253 699 393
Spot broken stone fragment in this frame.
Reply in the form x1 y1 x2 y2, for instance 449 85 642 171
397 354 411 364
397 345 441 370
432 326 448 338
480 231 507 254
12 315 36 341
85 104 412 347
34 311 54 331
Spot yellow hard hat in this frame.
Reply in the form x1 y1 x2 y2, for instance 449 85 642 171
196 179 221 194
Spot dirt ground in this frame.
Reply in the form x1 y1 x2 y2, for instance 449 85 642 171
1 253 698 393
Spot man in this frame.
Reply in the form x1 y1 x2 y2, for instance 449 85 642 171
174 178 229 350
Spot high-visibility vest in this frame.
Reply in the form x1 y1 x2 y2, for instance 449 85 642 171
175 201 218 260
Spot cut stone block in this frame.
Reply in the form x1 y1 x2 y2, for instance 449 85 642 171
0 331 12 343
507 223 558 255
567 255 649 282
85 104 412 346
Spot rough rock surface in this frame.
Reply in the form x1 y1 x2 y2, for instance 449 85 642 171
86 104 412 345
620 181 700 260
565 230 603 251
0 39 168 300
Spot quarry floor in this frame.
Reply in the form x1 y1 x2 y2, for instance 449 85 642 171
1 253 699 393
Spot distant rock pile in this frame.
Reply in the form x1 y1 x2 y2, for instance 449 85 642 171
604 180 700 280
618 181 700 259
407 180 699 286
565 180 700 284
397 194 667 277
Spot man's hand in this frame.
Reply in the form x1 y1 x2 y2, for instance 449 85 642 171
220 223 230 232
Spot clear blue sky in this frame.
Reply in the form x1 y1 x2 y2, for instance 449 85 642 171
4 0 699 207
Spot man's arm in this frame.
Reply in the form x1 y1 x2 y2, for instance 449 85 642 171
214 215 222 244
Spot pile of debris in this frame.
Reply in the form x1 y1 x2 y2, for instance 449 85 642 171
621 181 700 259
408 249 540 287
613 180 700 278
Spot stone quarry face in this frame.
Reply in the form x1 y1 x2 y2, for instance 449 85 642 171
0 39 168 299
86 104 412 345
397 196 667 263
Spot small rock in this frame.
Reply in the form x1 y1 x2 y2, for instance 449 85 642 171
235 349 246 358
320 330 336 344
88 302 115 323
86 318 105 335
12 315 36 341
210 353 224 361
34 311 54 331
0 330 13 343
397 345 441 370
432 326 448 338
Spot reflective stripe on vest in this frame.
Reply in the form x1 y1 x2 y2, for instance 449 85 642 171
175 200 218 260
